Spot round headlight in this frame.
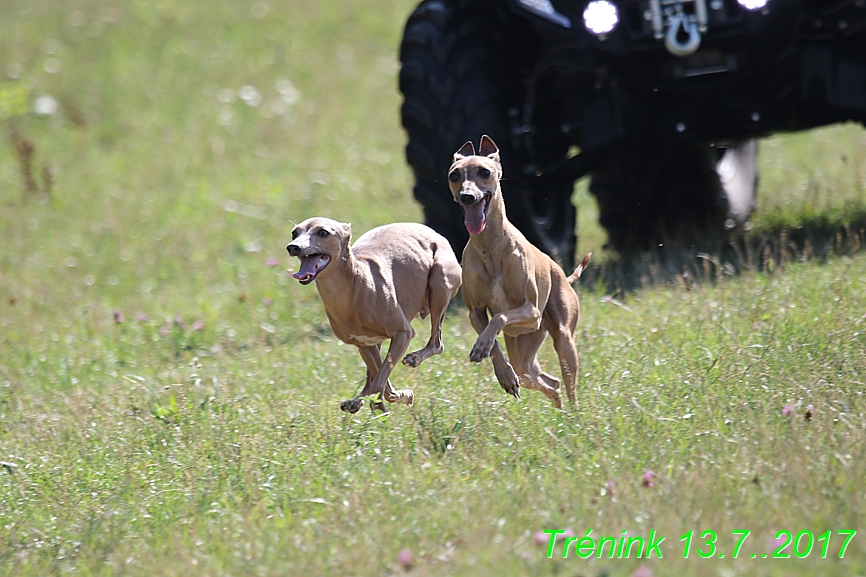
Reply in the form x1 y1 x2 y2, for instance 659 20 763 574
583 0 619 36
737 0 769 9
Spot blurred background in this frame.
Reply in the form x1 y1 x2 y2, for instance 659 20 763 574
1 0 864 312
1 0 427 332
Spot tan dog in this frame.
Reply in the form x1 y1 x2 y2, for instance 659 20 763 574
448 136 591 409
287 217 461 413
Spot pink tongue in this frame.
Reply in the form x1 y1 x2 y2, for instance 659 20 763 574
464 202 485 235
293 256 319 280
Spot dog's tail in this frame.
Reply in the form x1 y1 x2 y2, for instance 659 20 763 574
566 252 592 284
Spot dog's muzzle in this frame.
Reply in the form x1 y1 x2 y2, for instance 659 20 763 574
292 253 331 284
458 192 477 206
458 192 491 235
287 242 331 284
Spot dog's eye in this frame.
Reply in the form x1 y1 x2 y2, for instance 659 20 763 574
291 229 299 240
448 171 460 183
478 167 491 179
317 229 330 238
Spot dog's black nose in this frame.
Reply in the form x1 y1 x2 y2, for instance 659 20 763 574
287 244 299 256
459 192 477 205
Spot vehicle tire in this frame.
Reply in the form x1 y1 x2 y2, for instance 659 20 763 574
590 142 734 254
399 0 577 268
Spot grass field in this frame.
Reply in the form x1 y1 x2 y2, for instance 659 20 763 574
1 1 865 575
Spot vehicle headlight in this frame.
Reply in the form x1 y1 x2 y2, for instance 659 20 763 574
737 0 769 9
583 0 619 36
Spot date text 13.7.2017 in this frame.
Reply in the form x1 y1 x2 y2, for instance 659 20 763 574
541 529 856 560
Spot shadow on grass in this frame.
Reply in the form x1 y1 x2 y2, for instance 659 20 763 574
580 207 866 295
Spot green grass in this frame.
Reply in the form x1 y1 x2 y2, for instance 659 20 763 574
757 124 866 228
1 1 865 575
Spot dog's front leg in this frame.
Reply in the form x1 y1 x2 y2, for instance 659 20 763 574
373 330 415 407
340 346 389 414
471 302 540 362
468 308 520 398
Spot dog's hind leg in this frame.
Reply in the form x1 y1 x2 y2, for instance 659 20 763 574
403 262 455 368
549 326 579 410
505 331 563 409
534 362 561 392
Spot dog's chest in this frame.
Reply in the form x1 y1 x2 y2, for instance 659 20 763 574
347 333 385 347
334 322 386 347
324 310 387 347
465 248 518 312
489 274 510 312
467 272 511 313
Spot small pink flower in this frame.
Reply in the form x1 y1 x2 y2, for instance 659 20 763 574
174 315 186 330
266 257 279 267
192 320 204 331
136 313 148 322
533 531 549 547
782 404 795 417
563 527 576 538
113 310 123 324
398 547 413 571
631 566 653 577
160 326 169 337
262 298 272 307
642 470 655 488
769 534 788 551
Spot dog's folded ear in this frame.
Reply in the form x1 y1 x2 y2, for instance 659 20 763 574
454 140 475 162
479 135 500 164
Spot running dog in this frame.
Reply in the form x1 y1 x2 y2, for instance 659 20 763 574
448 136 591 409
287 217 462 412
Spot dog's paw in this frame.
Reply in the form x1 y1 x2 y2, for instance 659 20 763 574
402 389 415 407
402 352 422 368
493 363 520 398
469 338 493 363
340 398 364 414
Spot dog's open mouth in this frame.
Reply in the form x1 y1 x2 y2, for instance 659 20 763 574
293 254 331 284
461 194 491 235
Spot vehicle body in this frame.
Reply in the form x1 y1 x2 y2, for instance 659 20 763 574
399 0 866 266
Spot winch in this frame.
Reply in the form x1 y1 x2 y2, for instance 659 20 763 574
649 0 708 56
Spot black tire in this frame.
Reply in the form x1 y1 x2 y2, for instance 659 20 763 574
399 0 577 269
590 142 733 254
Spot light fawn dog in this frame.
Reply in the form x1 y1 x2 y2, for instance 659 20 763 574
448 136 591 409
287 217 461 413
